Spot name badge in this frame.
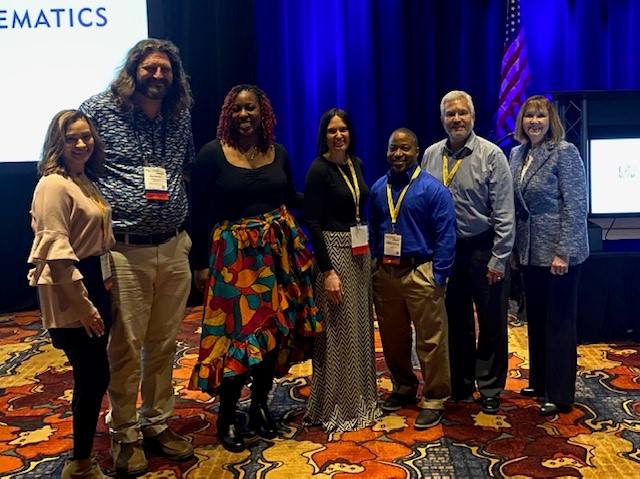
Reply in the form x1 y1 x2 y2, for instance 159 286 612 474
383 233 402 264
143 166 169 201
350 224 370 256
100 253 113 291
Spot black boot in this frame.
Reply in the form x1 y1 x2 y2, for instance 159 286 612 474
216 414 245 453
248 351 278 439
217 376 247 452
248 402 278 439
216 415 244 452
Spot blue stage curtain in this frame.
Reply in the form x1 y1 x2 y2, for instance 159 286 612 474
522 0 640 93
254 0 504 188
255 0 640 186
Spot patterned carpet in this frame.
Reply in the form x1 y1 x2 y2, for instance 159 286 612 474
1 308 639 478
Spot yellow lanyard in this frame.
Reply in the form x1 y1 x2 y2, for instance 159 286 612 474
71 174 109 243
386 166 421 230
442 153 464 187
336 157 362 223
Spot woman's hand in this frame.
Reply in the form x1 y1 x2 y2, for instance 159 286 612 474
323 270 343 304
550 255 569 275
80 311 104 338
194 268 208 291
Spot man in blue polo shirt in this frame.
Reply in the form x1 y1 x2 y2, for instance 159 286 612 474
80 39 194 475
369 128 456 429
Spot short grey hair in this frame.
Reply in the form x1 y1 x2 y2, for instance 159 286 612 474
440 90 475 117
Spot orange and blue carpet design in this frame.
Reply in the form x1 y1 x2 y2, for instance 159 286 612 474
1 308 639 478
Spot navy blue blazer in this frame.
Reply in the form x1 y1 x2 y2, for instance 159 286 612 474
509 140 589 267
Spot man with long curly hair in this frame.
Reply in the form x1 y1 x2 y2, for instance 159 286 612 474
80 39 195 475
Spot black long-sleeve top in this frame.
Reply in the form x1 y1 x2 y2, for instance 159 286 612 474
190 139 301 270
304 155 369 272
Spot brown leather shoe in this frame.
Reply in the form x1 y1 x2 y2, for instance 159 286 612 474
61 456 106 478
143 428 194 460
111 441 148 476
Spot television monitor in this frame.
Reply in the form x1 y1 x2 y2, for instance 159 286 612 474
0 0 148 164
588 137 640 216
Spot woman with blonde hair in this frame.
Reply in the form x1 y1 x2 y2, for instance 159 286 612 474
510 95 589 415
28 109 114 477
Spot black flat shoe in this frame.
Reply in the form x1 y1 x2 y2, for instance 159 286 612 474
216 417 245 452
480 396 500 414
249 403 278 439
539 402 572 416
520 387 538 397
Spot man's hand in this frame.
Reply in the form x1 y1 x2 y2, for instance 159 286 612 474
194 268 208 291
487 267 504 285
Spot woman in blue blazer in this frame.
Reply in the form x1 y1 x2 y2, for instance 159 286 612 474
509 95 589 415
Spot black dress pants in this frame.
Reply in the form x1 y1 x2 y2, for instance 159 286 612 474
522 264 581 405
446 231 510 399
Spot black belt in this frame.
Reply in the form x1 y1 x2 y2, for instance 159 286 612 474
114 226 185 246
456 228 494 247
377 256 432 268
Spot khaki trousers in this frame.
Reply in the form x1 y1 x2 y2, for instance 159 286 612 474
106 231 192 443
372 260 451 410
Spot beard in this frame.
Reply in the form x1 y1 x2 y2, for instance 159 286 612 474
136 78 170 100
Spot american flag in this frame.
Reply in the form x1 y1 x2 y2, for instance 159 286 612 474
496 0 531 142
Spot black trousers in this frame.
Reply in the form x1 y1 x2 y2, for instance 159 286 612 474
446 231 510 399
522 264 581 405
509 268 527 321
47 256 111 459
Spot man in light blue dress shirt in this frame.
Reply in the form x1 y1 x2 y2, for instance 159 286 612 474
421 91 515 414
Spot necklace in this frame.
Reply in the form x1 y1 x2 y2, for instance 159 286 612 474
241 145 259 161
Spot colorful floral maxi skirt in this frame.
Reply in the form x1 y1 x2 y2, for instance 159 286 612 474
189 205 322 394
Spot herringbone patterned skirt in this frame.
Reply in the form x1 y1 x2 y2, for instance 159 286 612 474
304 231 382 433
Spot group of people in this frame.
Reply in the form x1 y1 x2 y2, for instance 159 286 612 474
27 37 588 478
29 39 196 478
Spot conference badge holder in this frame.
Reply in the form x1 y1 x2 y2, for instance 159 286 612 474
383 233 402 265
100 253 112 291
143 166 169 201
350 224 370 255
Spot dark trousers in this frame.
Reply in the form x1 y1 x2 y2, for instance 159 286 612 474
522 264 581 405
509 268 527 321
47 256 111 459
217 348 279 421
446 231 510 399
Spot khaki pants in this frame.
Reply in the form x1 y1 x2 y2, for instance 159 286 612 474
372 260 451 410
106 231 192 443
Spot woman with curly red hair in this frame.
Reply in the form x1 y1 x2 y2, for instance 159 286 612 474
189 85 321 452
